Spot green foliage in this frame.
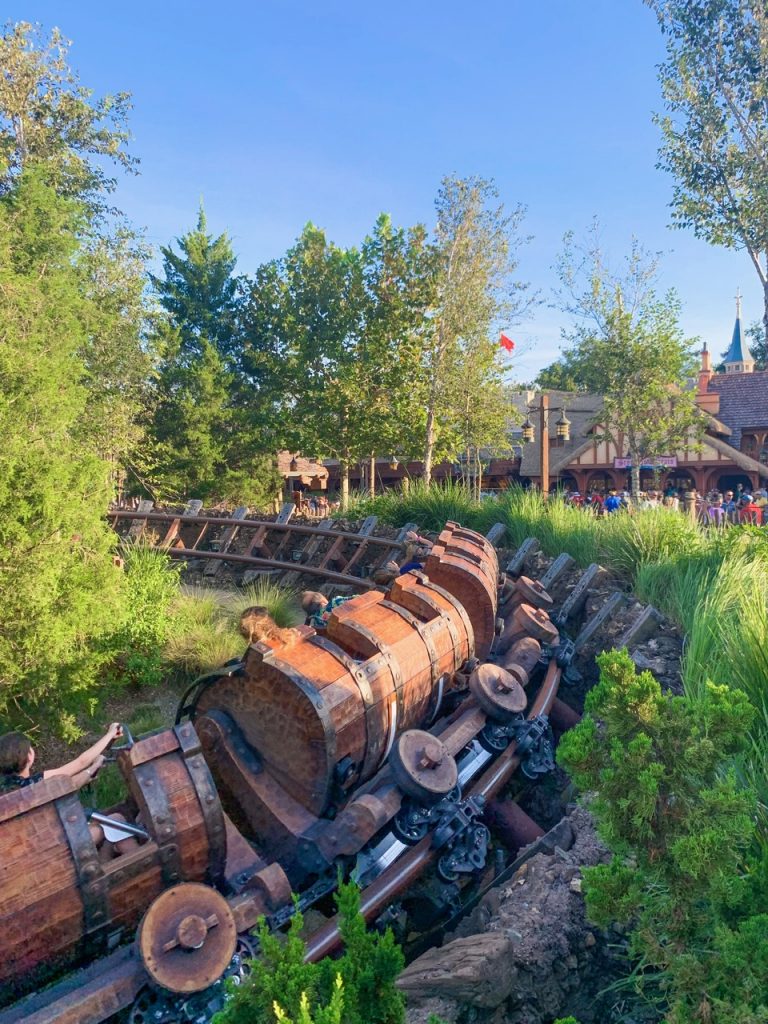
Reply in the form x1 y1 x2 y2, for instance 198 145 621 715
341 480 485 533
224 581 304 630
646 0 768 339
552 230 702 496
101 542 182 687
240 216 435 507
0 169 127 736
273 978 344 1024
421 176 529 483
745 319 768 370
161 580 302 679
214 881 404 1024
553 1018 581 1024
558 650 768 1022
0 21 136 208
147 206 281 506
163 589 244 677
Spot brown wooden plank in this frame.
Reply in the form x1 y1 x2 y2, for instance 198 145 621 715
160 498 202 547
126 500 153 541
204 505 249 576
339 515 379 574
0 946 146 1024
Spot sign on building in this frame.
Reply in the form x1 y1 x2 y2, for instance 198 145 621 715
614 457 677 469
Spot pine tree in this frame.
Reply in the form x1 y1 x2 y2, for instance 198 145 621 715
147 207 280 505
0 169 125 734
151 203 240 361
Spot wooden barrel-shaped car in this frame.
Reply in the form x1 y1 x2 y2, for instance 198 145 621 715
0 724 226 1006
194 526 498 846
424 522 499 659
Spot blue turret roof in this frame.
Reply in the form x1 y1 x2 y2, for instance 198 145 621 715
724 302 753 366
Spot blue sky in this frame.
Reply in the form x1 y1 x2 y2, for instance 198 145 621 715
8 1 755 378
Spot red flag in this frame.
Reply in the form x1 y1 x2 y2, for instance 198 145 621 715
499 332 515 352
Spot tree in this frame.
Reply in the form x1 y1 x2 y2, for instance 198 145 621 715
645 1 768 342
0 169 125 734
150 203 241 360
533 355 587 392
745 320 768 370
77 229 157 491
356 214 436 494
421 176 530 484
0 21 136 209
147 208 280 505
558 649 768 1023
451 337 512 498
241 216 433 508
554 231 701 498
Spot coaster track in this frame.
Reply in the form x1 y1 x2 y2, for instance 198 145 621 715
108 506 411 588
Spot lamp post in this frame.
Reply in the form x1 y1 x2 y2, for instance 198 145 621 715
521 394 571 497
540 393 549 498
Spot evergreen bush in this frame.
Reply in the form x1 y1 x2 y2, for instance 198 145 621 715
0 170 127 736
557 649 768 1023
214 881 404 1024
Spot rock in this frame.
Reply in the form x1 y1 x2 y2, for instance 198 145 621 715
397 932 518 1008
406 996 460 1024
569 877 583 893
539 818 574 854
630 651 668 676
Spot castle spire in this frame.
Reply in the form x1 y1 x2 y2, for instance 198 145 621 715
724 289 754 373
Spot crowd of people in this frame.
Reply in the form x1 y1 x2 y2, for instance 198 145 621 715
563 482 768 526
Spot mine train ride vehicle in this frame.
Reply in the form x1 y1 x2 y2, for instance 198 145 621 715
0 523 568 1024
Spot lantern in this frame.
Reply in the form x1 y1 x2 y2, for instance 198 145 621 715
555 411 571 442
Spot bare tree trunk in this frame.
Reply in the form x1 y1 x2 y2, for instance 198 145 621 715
631 462 641 503
369 454 376 499
340 451 350 511
423 404 436 486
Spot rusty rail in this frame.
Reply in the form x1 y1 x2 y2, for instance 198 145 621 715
108 510 407 586
107 511 406 549
304 660 562 962
162 547 379 589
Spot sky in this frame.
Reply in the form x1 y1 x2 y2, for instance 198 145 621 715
7 0 757 379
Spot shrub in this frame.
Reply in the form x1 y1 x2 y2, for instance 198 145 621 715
273 978 344 1024
214 881 404 1024
102 541 182 688
557 650 768 1023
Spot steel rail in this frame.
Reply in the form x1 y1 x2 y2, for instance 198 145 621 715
161 547 380 589
107 511 406 550
304 660 562 962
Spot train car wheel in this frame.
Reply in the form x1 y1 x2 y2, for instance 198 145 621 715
137 883 238 995
389 729 458 804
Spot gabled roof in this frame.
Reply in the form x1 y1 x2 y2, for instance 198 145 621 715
724 316 753 366
707 370 768 446
704 434 768 479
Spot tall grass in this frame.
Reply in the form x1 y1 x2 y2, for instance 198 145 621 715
223 579 304 629
341 480 487 533
163 579 303 676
